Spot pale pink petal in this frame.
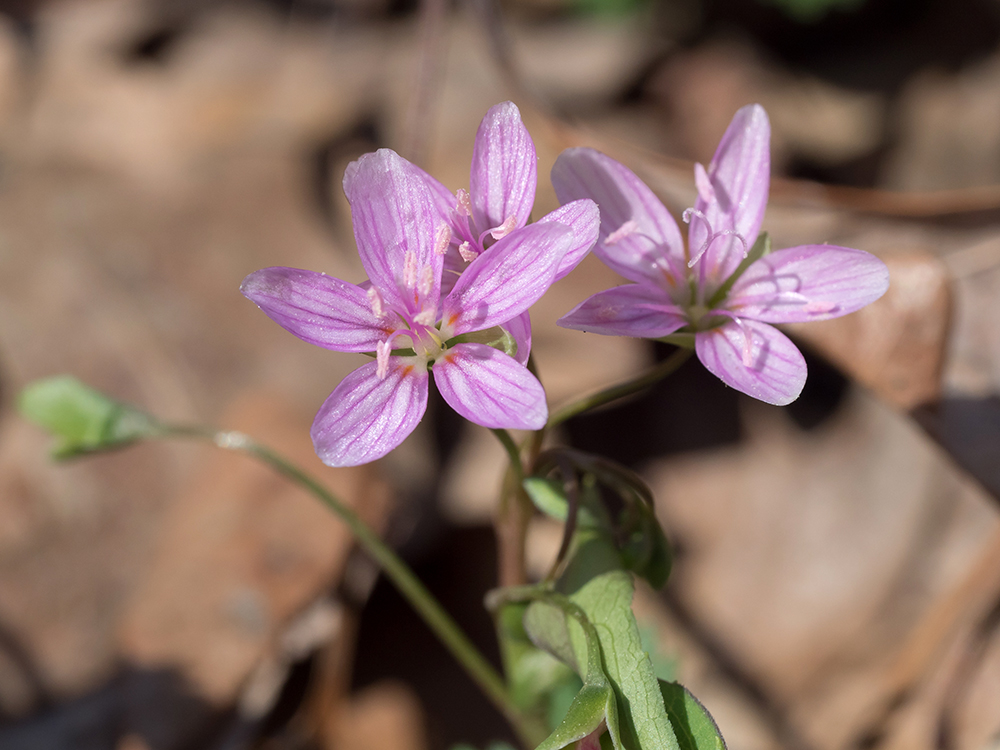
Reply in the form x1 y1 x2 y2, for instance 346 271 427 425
558 284 688 338
537 199 600 281
551 147 685 287
695 319 806 405
441 222 573 335
470 101 537 236
728 245 889 323
692 104 771 284
407 158 463 226
311 359 429 467
343 149 443 314
504 311 532 365
241 267 388 352
433 343 547 429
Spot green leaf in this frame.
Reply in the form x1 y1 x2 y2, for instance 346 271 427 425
618 500 672 590
496 603 577 712
524 477 569 521
523 600 580 674
659 681 727 750
18 376 158 458
560 531 681 750
535 683 614 750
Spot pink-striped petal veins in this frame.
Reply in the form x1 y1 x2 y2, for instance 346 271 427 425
311 359 429 467
727 244 890 323
692 104 771 284
343 149 443 315
470 101 537 237
503 311 532 365
695 319 806 406
240 267 389 352
558 284 688 338
442 222 573 335
551 147 685 287
433 343 547 429
537 198 601 282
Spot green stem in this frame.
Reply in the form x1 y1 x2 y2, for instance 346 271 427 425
159 424 546 748
547 348 693 428
491 428 524 479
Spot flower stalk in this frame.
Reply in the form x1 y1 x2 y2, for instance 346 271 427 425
160 423 548 748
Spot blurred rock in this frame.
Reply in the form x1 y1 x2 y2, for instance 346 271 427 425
884 55 1000 191
327 679 428 750
646 40 886 171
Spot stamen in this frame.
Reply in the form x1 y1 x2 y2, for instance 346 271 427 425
458 241 477 263
805 300 838 314
413 308 436 326
366 286 385 318
403 251 417 289
418 265 434 297
434 223 451 256
694 163 715 204
489 215 518 241
606 220 639 245
456 189 472 217
376 340 392 380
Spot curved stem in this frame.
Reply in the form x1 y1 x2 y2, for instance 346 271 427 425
159 424 546 748
547 348 693 428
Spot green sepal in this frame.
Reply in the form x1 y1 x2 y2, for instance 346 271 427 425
18 376 159 459
446 325 518 358
706 232 770 310
659 680 727 750
656 333 696 348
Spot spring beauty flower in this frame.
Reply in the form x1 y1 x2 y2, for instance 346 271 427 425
242 148 577 467
551 104 889 405
405 101 600 363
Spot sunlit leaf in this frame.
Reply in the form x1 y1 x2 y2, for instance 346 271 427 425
19 376 158 459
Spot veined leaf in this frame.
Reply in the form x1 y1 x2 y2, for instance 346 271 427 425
659 681 726 750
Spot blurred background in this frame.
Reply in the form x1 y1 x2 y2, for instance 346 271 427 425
0 0 999 748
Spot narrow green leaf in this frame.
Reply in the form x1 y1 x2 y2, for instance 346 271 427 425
18 376 158 458
659 681 727 750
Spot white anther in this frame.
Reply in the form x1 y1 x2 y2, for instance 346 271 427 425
403 251 417 288
434 223 452 256
606 220 639 246
376 340 392 379
458 241 477 263
456 189 472 217
413 308 436 326
489 215 518 240
418 265 434 297
694 163 715 204
367 286 385 318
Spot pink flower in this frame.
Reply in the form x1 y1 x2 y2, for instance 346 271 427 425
552 104 889 405
242 148 577 466
406 101 600 364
